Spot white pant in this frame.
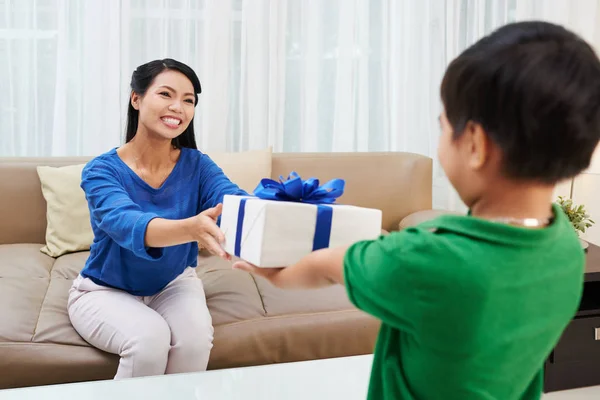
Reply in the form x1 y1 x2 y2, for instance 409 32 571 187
67 267 214 379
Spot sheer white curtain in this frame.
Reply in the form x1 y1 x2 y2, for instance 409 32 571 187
1 0 599 210
0 0 513 159
1 0 122 156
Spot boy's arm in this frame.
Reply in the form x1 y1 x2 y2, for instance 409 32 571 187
234 229 427 331
232 246 349 289
232 230 390 287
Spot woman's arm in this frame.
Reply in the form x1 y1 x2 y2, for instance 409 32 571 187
82 160 229 259
145 204 229 258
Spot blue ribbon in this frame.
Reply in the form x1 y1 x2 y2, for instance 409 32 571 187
234 172 345 258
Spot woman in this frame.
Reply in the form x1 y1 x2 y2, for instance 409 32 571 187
67 59 246 379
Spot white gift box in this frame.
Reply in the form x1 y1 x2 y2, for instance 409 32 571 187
220 195 383 268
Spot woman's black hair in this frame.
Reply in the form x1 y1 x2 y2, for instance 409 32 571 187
441 21 600 183
125 58 202 149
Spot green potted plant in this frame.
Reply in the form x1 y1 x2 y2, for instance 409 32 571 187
557 196 594 251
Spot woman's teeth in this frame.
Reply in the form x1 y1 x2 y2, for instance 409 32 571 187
162 117 181 126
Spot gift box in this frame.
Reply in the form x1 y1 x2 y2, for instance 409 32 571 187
220 172 382 268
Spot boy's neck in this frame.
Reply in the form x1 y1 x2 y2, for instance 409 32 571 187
469 183 555 222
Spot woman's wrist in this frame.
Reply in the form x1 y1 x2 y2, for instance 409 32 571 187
180 217 198 243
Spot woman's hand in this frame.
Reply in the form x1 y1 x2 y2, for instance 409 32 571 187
187 204 231 260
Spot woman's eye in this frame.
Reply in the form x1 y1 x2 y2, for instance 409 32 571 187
185 99 194 104
160 91 170 97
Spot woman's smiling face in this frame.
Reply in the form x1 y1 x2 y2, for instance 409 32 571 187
131 69 196 141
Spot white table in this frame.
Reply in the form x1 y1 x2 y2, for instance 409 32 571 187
1 354 599 400
0 355 373 400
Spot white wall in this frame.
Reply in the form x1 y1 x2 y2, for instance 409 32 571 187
572 147 600 245
554 180 572 200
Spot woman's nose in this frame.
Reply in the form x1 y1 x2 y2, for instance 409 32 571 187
168 101 182 113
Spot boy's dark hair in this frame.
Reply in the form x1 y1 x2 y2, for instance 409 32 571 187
441 21 600 183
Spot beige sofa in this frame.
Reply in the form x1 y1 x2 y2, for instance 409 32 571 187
0 151 432 389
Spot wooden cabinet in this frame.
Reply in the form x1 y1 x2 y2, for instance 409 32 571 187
544 244 600 392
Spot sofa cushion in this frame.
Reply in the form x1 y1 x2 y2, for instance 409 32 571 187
254 278 353 316
0 243 55 278
271 152 432 232
37 164 94 258
0 244 55 343
197 251 266 326
51 252 90 280
206 148 272 193
33 278 88 346
0 276 49 342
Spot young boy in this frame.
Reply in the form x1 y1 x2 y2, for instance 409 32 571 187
233 21 600 399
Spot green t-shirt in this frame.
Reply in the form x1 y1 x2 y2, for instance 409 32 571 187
344 204 584 400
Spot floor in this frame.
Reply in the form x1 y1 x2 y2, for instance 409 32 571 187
544 385 600 399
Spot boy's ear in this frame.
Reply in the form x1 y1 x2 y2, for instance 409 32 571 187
464 121 489 170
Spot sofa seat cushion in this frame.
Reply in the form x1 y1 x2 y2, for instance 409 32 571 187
0 244 378 388
0 243 55 278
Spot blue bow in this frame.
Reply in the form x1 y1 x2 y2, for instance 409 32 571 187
253 172 345 204
234 173 346 259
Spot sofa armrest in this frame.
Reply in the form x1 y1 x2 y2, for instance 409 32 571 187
399 209 459 230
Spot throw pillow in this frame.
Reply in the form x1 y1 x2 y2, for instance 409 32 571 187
37 164 94 257
205 148 272 193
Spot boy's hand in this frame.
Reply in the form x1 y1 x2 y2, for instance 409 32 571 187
232 262 290 288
